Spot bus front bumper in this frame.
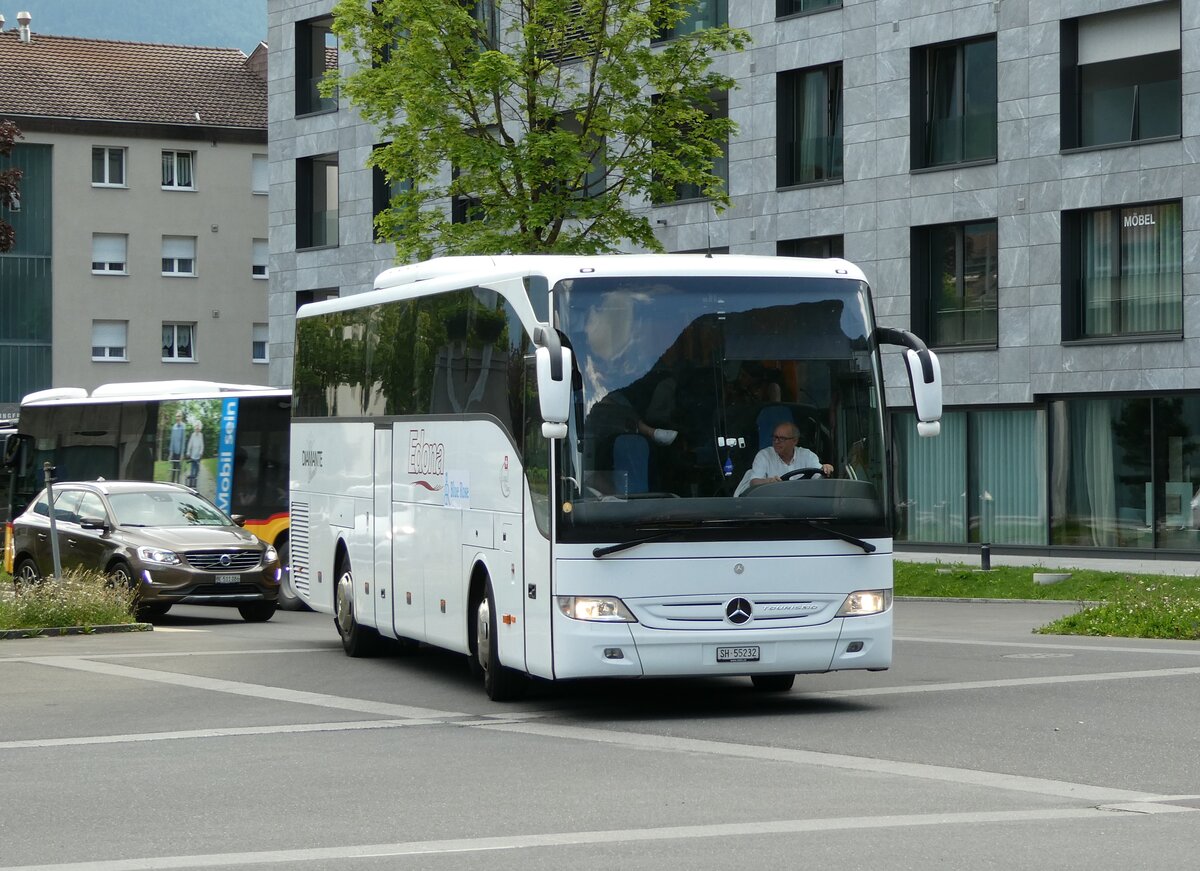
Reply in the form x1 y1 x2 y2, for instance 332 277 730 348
551 611 891 679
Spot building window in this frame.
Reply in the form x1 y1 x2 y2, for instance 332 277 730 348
91 147 125 187
91 320 127 361
161 151 195 190
1062 2 1181 149
91 234 128 274
252 323 269 363
656 0 726 41
777 235 844 258
251 153 268 194
777 63 842 187
777 0 840 16
1063 201 1182 340
162 323 196 362
296 153 339 249
296 288 339 311
161 236 197 276
464 0 499 47
894 408 1047 545
296 16 338 115
912 220 998 348
252 238 269 278
912 36 997 169
660 94 727 203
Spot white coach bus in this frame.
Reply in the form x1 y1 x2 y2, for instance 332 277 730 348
290 255 942 700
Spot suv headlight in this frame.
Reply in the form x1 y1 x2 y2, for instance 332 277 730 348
836 589 892 617
137 546 181 566
264 545 279 563
557 596 637 622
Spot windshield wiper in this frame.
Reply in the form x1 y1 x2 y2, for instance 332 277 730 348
591 520 768 558
803 519 876 554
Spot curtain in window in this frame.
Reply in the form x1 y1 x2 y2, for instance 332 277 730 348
797 68 836 182
926 45 959 165
896 411 966 542
970 409 1046 544
1121 202 1181 333
1082 209 1117 335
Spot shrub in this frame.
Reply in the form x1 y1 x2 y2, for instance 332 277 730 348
1 568 136 631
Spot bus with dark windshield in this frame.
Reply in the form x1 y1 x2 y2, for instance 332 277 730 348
289 255 942 699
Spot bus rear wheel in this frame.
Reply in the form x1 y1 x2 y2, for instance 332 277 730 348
474 581 527 701
750 674 795 692
334 556 382 657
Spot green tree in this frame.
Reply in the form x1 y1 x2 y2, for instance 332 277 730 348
0 119 24 253
331 0 748 259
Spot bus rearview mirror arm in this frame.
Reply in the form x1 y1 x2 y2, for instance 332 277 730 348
876 327 943 438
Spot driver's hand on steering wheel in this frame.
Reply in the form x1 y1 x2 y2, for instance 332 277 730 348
821 463 833 476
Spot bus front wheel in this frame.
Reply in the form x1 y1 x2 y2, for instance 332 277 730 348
474 582 527 702
276 539 309 611
334 556 382 657
750 674 795 692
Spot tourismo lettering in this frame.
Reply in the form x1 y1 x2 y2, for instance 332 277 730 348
408 429 445 476
1123 213 1156 228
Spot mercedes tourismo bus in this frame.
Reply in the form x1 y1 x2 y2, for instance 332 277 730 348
2 382 295 603
290 255 942 699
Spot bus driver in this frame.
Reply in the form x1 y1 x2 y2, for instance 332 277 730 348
734 421 833 496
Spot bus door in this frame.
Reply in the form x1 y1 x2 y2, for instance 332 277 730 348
373 428 392 634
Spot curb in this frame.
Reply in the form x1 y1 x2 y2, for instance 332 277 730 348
0 622 153 640
897 596 1102 606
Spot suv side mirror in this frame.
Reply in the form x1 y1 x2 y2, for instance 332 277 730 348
230 514 247 527
3 432 23 470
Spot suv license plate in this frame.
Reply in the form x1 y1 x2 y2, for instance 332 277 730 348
215 575 240 584
717 646 760 663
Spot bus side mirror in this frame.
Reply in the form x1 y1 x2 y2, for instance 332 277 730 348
903 348 942 437
3 432 25 470
535 345 572 440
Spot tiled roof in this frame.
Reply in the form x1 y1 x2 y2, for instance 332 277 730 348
0 31 266 129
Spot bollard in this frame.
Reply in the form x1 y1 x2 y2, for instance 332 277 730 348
980 542 991 572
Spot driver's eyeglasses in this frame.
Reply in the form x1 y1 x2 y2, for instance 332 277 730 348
772 435 797 442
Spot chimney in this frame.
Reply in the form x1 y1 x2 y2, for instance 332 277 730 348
17 10 31 43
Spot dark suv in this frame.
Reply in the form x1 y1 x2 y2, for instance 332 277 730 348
11 480 280 621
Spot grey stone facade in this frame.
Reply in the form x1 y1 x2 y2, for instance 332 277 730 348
267 0 1200 416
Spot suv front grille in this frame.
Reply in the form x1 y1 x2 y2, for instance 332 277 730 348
184 550 262 571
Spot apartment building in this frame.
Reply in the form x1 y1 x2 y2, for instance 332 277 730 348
267 0 1200 561
0 22 271 413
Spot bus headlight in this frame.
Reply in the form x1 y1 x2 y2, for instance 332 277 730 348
836 589 892 617
137 546 180 566
557 596 637 622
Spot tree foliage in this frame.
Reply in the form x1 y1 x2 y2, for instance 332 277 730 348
330 0 748 259
0 119 24 253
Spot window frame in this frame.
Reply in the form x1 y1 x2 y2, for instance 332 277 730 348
90 233 128 275
776 0 840 18
296 153 340 250
161 235 197 278
654 0 728 43
777 63 844 188
777 235 844 259
252 323 269 364
296 16 338 116
911 35 998 170
91 146 126 188
911 219 999 350
252 238 269 278
251 153 269 195
161 150 196 191
91 319 128 362
162 322 197 363
1060 6 1182 151
1061 200 1183 342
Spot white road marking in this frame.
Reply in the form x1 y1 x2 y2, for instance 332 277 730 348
804 666 1200 698
22 657 463 720
0 807 1175 871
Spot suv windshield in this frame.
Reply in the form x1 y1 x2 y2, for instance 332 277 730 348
108 491 231 528
553 274 887 541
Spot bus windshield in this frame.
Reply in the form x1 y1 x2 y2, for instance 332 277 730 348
553 274 887 539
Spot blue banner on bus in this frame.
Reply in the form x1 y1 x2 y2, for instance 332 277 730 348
215 398 240 513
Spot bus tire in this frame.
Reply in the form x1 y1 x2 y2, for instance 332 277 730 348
750 673 795 692
334 555 382 657
475 580 527 702
275 539 308 611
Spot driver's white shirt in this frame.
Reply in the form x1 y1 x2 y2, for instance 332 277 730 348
734 445 820 496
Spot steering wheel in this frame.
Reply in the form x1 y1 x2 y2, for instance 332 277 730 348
780 467 824 481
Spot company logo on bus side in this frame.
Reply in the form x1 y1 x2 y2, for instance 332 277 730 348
409 429 445 492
